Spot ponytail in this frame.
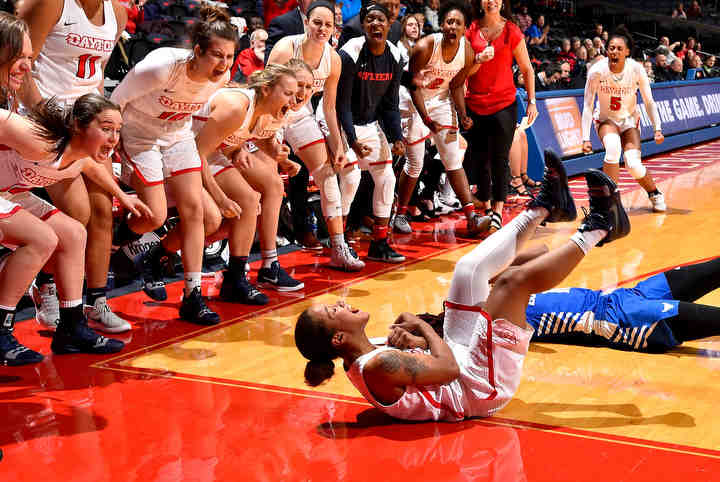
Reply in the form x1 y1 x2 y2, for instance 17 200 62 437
28 93 120 158
304 359 336 387
191 5 238 54
295 308 340 387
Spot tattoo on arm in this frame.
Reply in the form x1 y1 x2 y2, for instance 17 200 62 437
378 352 427 384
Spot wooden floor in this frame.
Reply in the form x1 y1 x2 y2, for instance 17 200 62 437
3 140 720 481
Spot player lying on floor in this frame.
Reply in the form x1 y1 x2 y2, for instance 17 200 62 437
294 150 631 421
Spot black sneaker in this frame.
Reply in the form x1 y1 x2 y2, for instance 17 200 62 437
138 245 168 301
528 149 577 223
179 287 221 325
219 272 269 305
0 327 44 366
466 213 491 238
257 261 304 292
584 169 631 246
51 319 125 355
367 238 406 263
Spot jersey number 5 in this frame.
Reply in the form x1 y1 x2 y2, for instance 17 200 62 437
77 54 101 79
610 96 621 111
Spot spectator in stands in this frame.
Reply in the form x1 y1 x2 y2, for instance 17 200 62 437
689 54 703 78
659 36 670 48
341 0 363 22
586 22 602 41
535 62 561 91
583 38 593 51
397 13 420 61
667 58 684 81
125 0 147 35
671 2 687 19
237 14 264 52
405 0 426 15
592 37 605 55
571 36 581 52
465 0 538 233
703 55 717 78
231 28 266 81
515 4 532 34
333 1 343 46
265 0 312 63
654 52 669 81
555 60 572 89
338 0 402 47
601 31 608 44
686 0 701 19
643 59 655 82
425 0 440 32
525 15 548 47
556 38 576 71
686 36 696 56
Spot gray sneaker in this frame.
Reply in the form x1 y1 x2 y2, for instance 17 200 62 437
85 297 132 334
392 213 413 234
466 213 491 237
329 243 366 272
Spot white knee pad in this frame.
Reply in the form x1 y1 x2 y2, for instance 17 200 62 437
624 149 646 179
311 163 342 219
403 141 425 178
368 163 396 218
602 133 622 164
339 165 361 217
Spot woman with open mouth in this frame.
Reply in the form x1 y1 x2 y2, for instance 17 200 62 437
109 6 236 326
267 0 365 273
0 13 150 363
581 26 666 213
189 62 306 298
336 3 407 264
395 0 489 238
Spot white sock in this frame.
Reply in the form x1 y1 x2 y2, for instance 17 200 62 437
261 249 278 268
59 299 82 308
570 229 608 254
184 272 202 295
330 233 345 248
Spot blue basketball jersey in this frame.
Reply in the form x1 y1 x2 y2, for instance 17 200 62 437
526 273 680 350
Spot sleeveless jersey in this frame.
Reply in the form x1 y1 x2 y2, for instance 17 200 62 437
111 48 229 142
192 88 283 150
33 0 117 104
419 33 466 103
346 347 468 422
0 147 82 192
588 58 646 123
286 34 333 124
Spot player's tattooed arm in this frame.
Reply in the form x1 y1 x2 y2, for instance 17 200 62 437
370 349 459 388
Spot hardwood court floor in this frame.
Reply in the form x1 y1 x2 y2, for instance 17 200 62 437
2 141 720 481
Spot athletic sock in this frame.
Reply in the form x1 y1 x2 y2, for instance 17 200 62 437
462 203 475 219
58 301 84 330
86 287 106 307
229 256 248 278
184 272 202 296
373 225 388 241
113 218 143 246
261 249 278 268
36 270 54 287
0 306 16 333
648 189 660 197
330 233 345 248
570 229 608 255
396 205 408 216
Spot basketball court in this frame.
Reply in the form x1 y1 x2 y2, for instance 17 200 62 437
2 141 720 481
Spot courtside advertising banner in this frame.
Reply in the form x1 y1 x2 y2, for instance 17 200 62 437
532 79 720 159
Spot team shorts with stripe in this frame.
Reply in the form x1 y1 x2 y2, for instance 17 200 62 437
344 121 392 171
443 301 533 418
402 97 463 168
0 191 59 247
284 108 326 154
593 110 641 134
119 137 202 186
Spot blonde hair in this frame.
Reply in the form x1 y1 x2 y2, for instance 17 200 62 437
285 58 313 76
246 63 297 98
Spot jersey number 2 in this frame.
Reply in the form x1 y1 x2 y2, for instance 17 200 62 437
610 96 621 111
76 54 101 79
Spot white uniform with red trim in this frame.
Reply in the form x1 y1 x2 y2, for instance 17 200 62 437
402 34 467 172
110 48 228 185
32 0 117 105
283 34 333 153
347 301 532 422
0 146 83 221
581 58 662 140
191 87 284 176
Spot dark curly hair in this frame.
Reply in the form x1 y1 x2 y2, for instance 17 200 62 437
295 308 340 387
439 0 471 26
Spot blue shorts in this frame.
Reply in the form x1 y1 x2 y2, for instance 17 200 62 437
527 273 680 350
